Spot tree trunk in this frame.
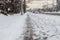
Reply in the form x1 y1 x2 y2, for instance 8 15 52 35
21 0 24 15
23 0 26 13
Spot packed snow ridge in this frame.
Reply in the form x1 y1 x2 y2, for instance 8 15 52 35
0 12 60 40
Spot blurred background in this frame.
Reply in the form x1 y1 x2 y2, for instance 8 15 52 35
0 0 60 14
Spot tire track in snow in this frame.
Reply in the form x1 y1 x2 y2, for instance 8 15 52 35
23 13 59 40
23 14 34 40
23 14 45 40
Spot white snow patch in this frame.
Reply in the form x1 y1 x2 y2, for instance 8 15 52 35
0 13 27 40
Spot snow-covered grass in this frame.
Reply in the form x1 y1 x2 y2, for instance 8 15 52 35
0 14 27 40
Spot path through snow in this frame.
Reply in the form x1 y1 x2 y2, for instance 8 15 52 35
25 12 60 40
0 12 60 40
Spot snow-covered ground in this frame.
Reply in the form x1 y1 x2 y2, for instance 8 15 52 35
0 14 27 40
44 11 60 14
0 12 60 40
27 12 60 40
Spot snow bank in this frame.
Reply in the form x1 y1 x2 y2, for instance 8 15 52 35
0 14 27 40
